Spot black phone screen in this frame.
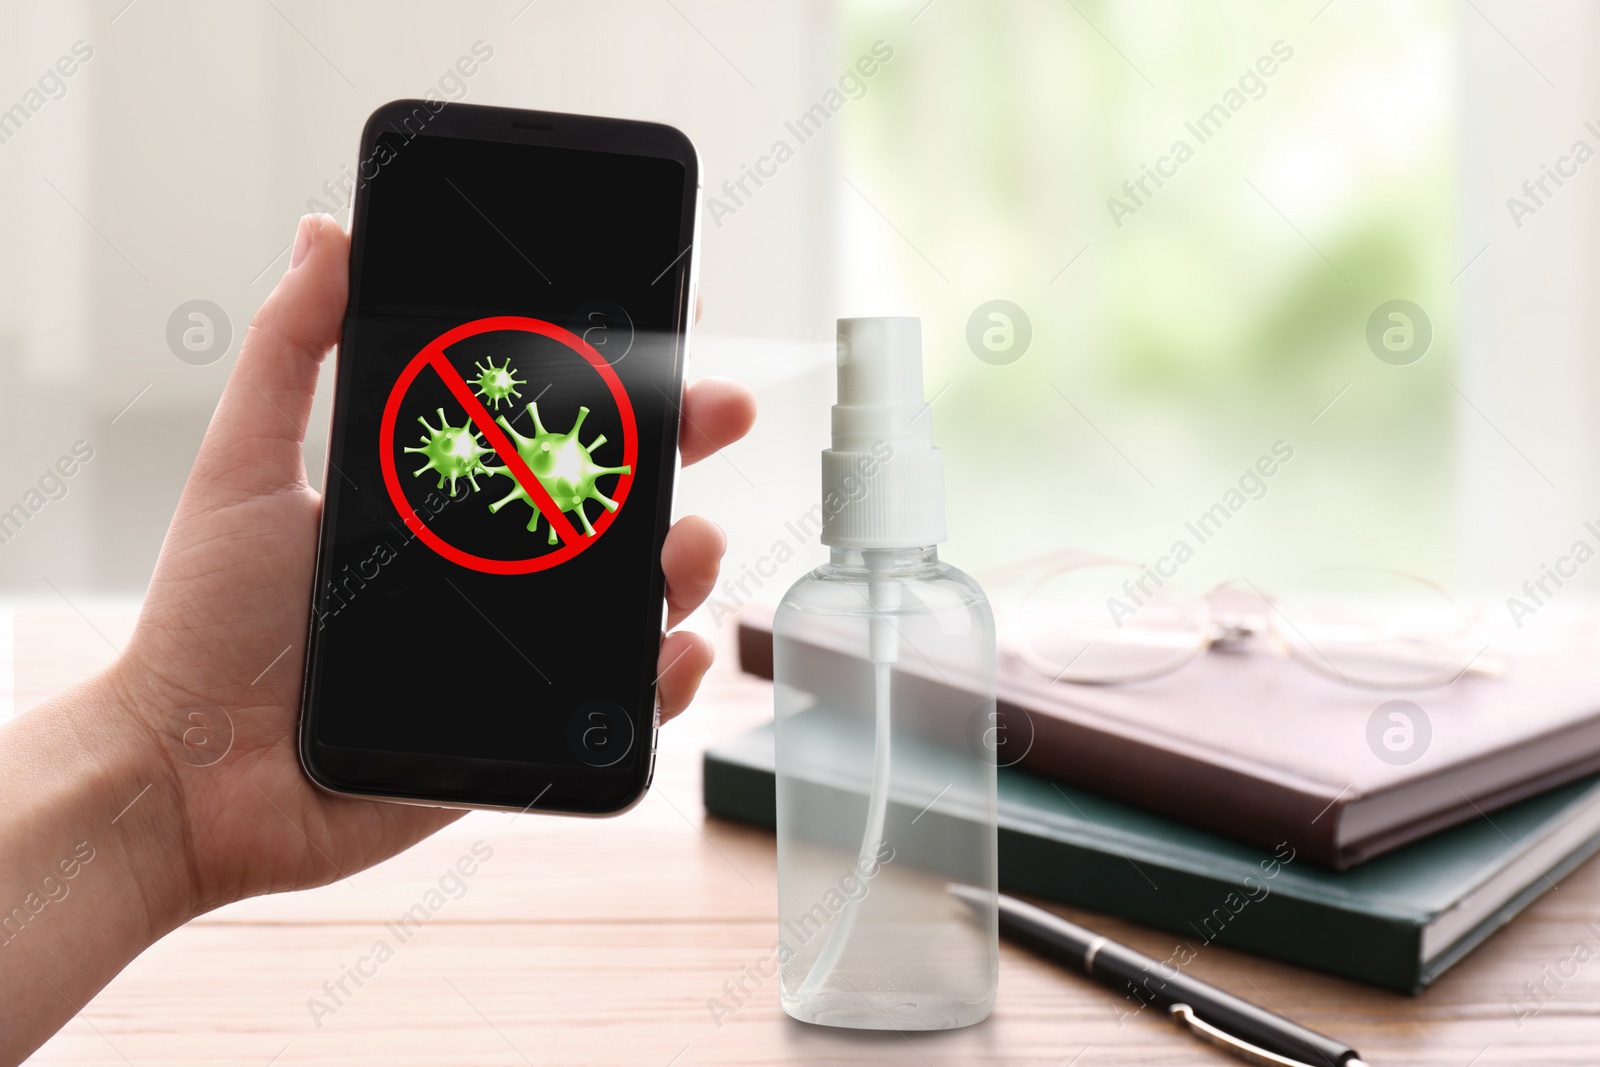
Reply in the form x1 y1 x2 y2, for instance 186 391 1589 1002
300 104 694 813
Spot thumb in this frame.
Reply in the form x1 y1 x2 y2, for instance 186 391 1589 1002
189 214 349 499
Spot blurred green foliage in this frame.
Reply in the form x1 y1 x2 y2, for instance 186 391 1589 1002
840 0 1456 591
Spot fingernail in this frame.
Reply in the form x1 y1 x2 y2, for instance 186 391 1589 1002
711 520 727 554
289 217 313 269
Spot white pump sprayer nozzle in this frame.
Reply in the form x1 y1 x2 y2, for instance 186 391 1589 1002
821 317 946 550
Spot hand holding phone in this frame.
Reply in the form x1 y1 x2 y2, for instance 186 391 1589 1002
295 103 722 815
0 113 752 1062
110 197 745 911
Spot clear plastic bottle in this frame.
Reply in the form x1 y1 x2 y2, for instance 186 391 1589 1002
773 318 998 1030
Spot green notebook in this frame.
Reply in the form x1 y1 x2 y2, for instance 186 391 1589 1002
704 719 1600 992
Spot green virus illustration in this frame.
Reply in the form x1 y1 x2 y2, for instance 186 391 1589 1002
486 401 631 543
404 407 493 497
471 356 525 410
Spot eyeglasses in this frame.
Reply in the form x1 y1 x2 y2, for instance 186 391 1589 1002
995 553 1507 690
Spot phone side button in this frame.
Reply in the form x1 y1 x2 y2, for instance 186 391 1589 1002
644 712 661 790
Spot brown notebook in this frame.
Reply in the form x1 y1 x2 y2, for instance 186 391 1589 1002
736 604 1600 869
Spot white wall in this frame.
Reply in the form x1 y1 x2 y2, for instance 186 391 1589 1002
1458 0 1600 599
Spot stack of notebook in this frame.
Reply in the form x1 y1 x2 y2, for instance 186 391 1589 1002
703 605 1600 993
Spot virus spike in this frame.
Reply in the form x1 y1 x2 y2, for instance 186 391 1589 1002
496 414 534 451
488 485 519 513
592 489 619 512
567 406 590 439
526 401 548 438
576 506 596 537
586 434 608 452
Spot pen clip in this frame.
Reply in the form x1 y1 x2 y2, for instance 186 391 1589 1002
1168 1004 1326 1067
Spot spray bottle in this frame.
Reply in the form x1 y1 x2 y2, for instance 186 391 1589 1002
772 316 999 1029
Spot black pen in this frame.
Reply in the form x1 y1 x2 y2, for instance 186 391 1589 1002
951 885 1369 1067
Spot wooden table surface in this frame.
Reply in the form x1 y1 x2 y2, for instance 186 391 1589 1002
15 602 1600 1066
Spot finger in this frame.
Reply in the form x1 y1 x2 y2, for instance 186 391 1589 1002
655 629 715 724
678 377 756 467
662 515 726 629
190 215 349 498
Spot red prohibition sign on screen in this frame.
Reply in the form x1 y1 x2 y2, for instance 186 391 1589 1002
379 315 638 574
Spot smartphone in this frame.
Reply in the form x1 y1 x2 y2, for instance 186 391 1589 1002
298 101 698 815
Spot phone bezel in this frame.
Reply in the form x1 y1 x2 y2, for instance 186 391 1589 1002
297 100 699 817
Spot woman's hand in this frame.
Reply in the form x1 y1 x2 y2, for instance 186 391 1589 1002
0 215 753 1064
